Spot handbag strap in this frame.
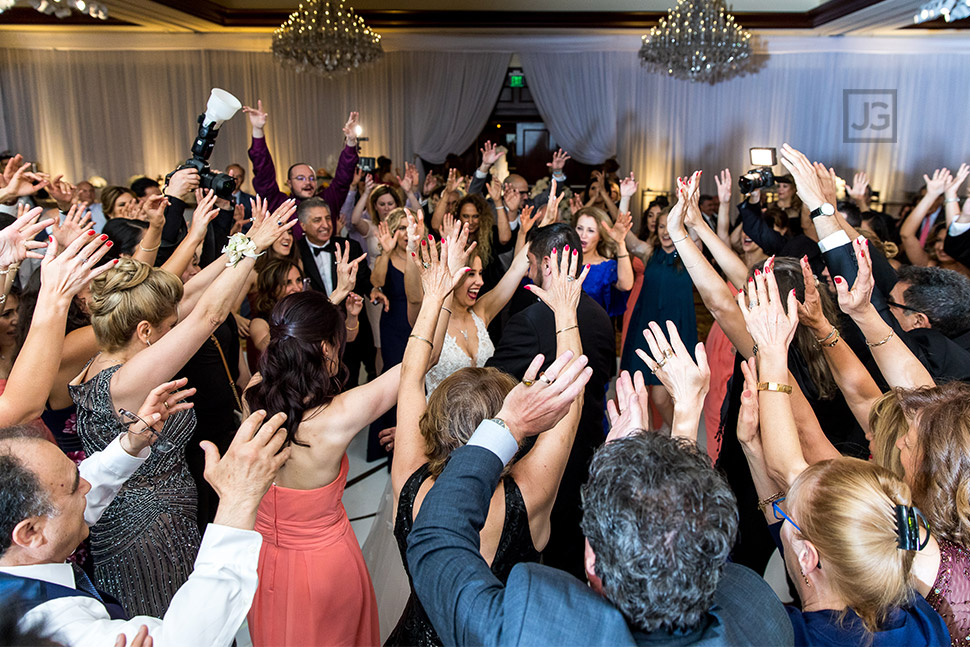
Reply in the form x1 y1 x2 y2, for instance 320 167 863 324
209 333 244 413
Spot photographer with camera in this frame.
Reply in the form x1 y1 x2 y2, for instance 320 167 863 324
244 100 359 233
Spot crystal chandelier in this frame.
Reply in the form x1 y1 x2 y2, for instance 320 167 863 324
913 0 970 23
272 0 383 77
25 0 108 19
639 0 752 84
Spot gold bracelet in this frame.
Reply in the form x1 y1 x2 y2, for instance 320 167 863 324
757 491 785 513
139 243 160 253
821 328 841 348
409 334 433 348
757 382 793 394
815 327 838 345
345 321 359 331
556 324 578 335
865 329 895 348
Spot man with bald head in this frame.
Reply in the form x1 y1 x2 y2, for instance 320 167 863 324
0 407 290 647
244 99 359 231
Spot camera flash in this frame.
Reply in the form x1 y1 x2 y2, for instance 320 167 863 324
749 147 777 167
355 125 363 137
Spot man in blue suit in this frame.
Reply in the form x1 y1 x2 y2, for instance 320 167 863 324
407 352 794 646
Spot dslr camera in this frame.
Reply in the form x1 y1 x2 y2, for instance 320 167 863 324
738 147 777 194
168 88 242 201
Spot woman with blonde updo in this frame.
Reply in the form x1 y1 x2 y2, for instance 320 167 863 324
68 206 295 617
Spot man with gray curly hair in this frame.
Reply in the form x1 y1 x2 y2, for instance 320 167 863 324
408 352 792 646
890 265 970 351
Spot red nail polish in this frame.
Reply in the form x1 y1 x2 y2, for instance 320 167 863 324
802 255 808 262
421 239 426 246
754 269 761 277
47 235 52 242
87 230 96 236
105 241 113 247
834 276 843 284
860 249 866 258
113 259 119 265
573 249 578 256
100 234 108 241
411 252 416 257
748 277 754 283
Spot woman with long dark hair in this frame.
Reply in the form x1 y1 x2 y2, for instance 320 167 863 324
244 289 398 647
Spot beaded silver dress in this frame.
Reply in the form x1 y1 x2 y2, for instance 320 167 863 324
70 364 200 617
424 311 495 394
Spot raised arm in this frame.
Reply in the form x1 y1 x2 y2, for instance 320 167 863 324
351 175 374 236
391 231 472 496
475 243 529 326
683 186 749 289
161 189 220 278
901 169 949 266
319 112 360 219
488 177 513 246
131 195 169 266
603 211 634 291
109 205 297 413
431 168 460 233
714 169 734 244
510 246 588 549
243 100 287 209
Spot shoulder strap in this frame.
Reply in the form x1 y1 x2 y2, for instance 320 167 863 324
209 334 244 413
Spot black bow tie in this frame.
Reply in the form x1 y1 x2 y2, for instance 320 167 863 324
311 242 332 256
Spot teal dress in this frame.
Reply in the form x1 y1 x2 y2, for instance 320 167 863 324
620 249 697 385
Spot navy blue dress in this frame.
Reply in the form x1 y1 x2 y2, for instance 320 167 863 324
368 261 411 460
620 249 697 385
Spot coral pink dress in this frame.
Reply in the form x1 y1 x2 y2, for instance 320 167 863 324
248 454 380 646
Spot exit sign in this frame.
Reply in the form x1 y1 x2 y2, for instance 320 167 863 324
509 74 525 88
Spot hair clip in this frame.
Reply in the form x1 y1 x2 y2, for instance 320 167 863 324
895 504 930 551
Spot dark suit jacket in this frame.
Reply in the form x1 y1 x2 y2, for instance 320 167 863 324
407 444 795 647
296 235 370 298
944 226 970 268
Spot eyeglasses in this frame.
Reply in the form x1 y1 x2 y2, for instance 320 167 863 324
887 300 923 316
290 175 316 183
772 497 802 533
117 408 174 453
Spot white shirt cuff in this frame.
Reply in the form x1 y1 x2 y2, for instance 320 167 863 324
467 419 519 465
101 435 150 476
197 524 262 567
474 169 488 179
949 221 970 236
818 230 851 253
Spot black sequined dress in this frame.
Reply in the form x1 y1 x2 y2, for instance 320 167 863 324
70 364 200 617
385 462 539 646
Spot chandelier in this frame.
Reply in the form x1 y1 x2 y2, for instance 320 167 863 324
14 0 110 19
639 0 752 84
913 0 970 23
272 0 383 77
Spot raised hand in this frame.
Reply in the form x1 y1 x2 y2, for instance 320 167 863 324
229 203 247 236
519 205 539 237
422 172 439 196
495 350 592 442
164 167 200 199
547 148 571 174
848 171 870 203
203 410 291 530
143 194 169 230
397 161 417 194
812 163 839 209
332 241 367 301
121 378 196 455
248 198 297 252
343 111 360 146
635 320 710 409
544 178 565 224
779 144 827 211
833 236 875 320
481 140 504 167
923 168 951 197
737 263 799 355
445 221 477 276
502 182 523 214
345 292 364 318
791 255 827 335
665 176 689 237
606 370 646 442
242 99 268 132
51 203 93 250
680 171 702 229
405 208 424 257
568 193 583 217
524 243 588 317
604 211 633 244
0 160 49 202
736 357 762 450
47 175 77 211
619 172 638 199
487 177 503 205
414 233 470 300
444 167 460 194
715 168 732 204
945 163 970 198
0 206 53 266
39 229 115 302
377 220 396 254
440 211 459 241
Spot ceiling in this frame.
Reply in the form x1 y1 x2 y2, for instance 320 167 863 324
0 0 966 37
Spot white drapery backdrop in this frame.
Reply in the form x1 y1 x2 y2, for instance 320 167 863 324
519 41 970 209
0 49 508 187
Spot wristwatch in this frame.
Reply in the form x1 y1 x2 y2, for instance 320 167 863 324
488 418 512 435
810 203 835 219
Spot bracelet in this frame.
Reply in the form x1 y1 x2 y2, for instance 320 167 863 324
757 492 786 513
0 294 6 306
139 243 160 253
815 327 838 345
0 268 9 276
865 330 895 348
496 205 507 211
820 328 841 348
409 334 433 348
441 306 453 315
556 324 578 335
345 321 359 331
946 197 960 204
616 254 629 259
671 234 688 244
752 343 758 356
757 382 793 394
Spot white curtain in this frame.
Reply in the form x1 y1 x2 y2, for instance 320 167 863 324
0 49 508 188
519 52 619 165
518 45 970 210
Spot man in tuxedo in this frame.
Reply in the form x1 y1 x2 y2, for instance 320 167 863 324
296 197 376 387
486 222 615 578
407 368 793 646
226 163 255 220
0 411 290 646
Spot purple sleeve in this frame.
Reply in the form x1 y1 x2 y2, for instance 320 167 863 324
320 145 359 223
248 136 287 211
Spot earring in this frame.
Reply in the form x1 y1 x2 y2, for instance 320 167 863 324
800 570 811 588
